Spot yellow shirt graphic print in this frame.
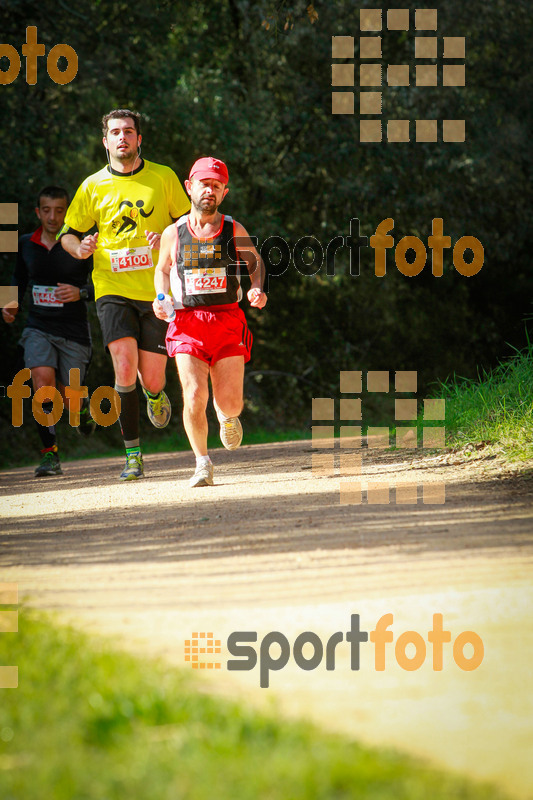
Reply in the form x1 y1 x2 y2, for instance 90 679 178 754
63 160 190 301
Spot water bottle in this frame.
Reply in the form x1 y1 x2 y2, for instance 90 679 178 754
157 293 175 322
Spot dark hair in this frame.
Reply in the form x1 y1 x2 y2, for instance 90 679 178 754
37 186 69 207
101 108 142 137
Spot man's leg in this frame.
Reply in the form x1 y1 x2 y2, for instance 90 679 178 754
210 356 245 450
55 339 94 437
31 366 63 477
57 379 95 438
175 354 213 487
55 337 96 436
138 349 171 429
108 337 143 480
176 354 210 456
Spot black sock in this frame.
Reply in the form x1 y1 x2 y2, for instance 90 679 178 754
115 383 139 444
35 400 56 450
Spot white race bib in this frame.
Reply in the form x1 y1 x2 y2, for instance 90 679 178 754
32 285 63 307
184 267 227 295
109 245 153 273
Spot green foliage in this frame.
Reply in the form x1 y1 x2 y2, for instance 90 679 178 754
0 611 511 799
1 0 531 460
440 340 533 460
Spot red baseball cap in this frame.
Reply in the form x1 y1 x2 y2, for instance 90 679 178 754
189 156 229 184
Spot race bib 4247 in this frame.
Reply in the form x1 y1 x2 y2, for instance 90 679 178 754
184 267 227 295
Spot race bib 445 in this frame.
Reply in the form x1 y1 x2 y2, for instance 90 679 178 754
32 285 63 307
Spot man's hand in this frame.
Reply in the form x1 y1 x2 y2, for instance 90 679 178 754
78 232 98 259
1 303 18 324
152 294 168 320
54 283 81 303
247 288 267 309
145 230 161 250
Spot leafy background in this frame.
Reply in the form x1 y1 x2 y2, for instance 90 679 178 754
1 0 531 459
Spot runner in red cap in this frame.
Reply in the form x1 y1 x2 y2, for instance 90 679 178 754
153 157 267 487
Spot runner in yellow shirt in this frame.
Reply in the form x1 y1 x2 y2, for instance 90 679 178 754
61 109 190 480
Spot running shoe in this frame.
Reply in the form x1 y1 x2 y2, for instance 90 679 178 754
189 462 214 488
220 417 243 450
119 452 144 481
35 450 62 477
77 398 96 436
143 389 171 429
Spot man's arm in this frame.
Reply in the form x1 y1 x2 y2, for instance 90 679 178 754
54 281 93 303
152 224 177 319
233 221 267 309
1 241 26 324
53 253 95 304
61 231 99 260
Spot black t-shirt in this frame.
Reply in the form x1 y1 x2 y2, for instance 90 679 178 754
14 228 93 345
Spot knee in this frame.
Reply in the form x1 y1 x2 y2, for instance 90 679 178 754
113 355 137 383
142 375 165 395
183 385 209 414
31 368 56 391
216 393 243 418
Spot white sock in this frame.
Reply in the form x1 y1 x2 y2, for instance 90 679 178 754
213 399 233 423
196 455 212 468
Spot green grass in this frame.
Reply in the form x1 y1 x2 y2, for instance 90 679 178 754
438 341 533 460
0 611 512 800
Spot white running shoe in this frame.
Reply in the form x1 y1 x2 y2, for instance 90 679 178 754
220 417 243 450
189 462 214 487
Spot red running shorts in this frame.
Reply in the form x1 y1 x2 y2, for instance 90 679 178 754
165 303 252 365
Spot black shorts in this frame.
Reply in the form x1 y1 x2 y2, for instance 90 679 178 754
96 295 168 355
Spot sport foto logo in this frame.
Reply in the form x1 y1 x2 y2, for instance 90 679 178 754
7 368 120 428
312 370 446 505
184 632 222 670
152 223 483 283
332 8 466 143
186 613 484 688
0 27 78 85
260 217 483 291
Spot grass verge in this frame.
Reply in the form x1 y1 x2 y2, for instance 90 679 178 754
439 342 533 460
0 611 511 800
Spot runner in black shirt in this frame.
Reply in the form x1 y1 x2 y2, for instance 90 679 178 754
2 187 95 477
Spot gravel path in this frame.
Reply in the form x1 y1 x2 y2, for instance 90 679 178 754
1 441 532 798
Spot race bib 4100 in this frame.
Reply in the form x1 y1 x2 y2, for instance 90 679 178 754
109 246 153 273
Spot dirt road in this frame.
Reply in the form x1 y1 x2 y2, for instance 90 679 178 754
1 441 532 798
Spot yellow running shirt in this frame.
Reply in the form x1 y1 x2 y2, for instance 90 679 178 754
62 160 190 301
